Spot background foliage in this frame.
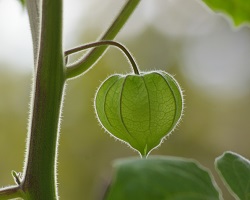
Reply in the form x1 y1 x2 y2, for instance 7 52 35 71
0 0 250 199
203 0 250 26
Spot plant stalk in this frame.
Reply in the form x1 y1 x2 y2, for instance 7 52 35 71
0 185 24 199
65 40 140 75
0 0 141 199
66 0 141 79
22 0 65 199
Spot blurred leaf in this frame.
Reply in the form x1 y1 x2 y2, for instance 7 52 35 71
17 0 25 7
202 0 250 26
106 156 221 200
215 151 250 200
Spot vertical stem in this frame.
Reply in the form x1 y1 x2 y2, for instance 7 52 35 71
22 0 65 199
26 0 41 67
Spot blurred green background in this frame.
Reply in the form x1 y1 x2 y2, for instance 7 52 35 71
0 0 250 199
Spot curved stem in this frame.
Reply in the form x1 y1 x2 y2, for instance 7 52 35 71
66 0 141 79
65 40 140 75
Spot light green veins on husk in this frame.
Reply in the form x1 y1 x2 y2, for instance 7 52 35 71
95 71 183 157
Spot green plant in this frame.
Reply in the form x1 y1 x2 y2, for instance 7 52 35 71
0 0 249 199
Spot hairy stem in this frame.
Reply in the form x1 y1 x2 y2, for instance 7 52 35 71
0 185 24 200
66 0 141 79
22 0 65 199
65 40 140 75
0 0 141 199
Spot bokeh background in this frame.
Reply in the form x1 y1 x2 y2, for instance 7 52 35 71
1 0 250 199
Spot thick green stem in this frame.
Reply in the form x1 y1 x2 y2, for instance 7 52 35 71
66 0 141 79
22 0 65 199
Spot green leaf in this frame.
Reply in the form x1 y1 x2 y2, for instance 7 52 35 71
95 71 183 157
202 0 250 26
11 170 21 185
106 156 221 200
215 151 250 200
